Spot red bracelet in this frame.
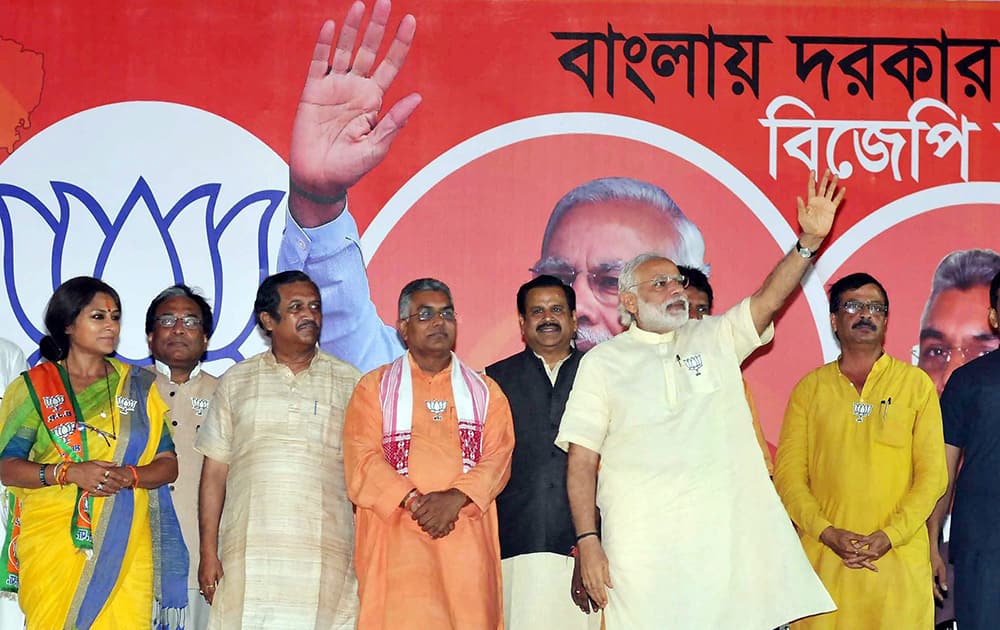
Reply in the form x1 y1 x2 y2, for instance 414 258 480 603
57 462 72 487
126 464 139 488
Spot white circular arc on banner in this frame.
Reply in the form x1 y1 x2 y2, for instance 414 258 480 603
814 182 1000 361
358 112 837 357
0 101 288 370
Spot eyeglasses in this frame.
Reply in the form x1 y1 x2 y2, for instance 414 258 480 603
155 314 203 329
530 260 621 305
77 420 116 448
626 274 689 291
918 342 998 372
403 307 457 322
691 304 711 316
840 300 888 316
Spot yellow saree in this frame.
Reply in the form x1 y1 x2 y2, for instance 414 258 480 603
0 359 185 630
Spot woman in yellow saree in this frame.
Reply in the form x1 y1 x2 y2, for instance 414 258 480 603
0 277 188 630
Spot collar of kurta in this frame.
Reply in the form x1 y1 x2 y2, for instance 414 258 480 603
153 359 203 384
530 349 571 369
834 349 892 377
263 346 322 371
626 322 679 344
408 352 453 380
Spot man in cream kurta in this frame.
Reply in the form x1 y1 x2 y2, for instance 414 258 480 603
559 171 845 629
195 272 359 629
557 297 833 628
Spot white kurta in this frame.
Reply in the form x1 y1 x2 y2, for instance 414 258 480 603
502 553 604 630
194 350 360 630
556 298 834 629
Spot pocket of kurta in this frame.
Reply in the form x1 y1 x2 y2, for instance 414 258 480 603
875 404 916 447
314 400 345 450
678 359 721 397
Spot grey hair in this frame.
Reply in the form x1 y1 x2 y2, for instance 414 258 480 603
145 283 215 337
921 249 1000 324
617 253 670 327
398 278 453 320
541 177 709 274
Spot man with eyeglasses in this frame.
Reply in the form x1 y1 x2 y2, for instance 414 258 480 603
916 249 1000 396
144 284 218 629
557 171 842 629
680 265 773 476
344 277 514 629
925 270 1000 630
195 271 362 627
528 177 707 351
774 272 947 629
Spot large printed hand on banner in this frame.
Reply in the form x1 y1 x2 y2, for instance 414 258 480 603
289 0 422 228
796 169 846 251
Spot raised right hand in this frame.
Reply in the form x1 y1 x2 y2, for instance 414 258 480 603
289 0 422 227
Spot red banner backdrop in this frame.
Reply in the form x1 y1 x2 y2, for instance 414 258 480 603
2 0 1000 448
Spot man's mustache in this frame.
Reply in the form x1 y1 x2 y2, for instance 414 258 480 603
297 320 319 331
536 322 561 333
852 319 876 331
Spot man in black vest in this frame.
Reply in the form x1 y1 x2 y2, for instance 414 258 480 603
486 275 599 629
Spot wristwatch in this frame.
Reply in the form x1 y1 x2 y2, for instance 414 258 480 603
795 240 816 259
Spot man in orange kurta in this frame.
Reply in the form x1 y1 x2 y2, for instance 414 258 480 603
344 278 515 629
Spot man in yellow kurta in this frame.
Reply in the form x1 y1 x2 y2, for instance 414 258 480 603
774 272 947 629
344 278 514 629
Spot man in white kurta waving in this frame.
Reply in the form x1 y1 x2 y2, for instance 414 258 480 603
556 170 843 629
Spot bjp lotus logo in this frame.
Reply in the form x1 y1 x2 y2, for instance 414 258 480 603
0 102 289 374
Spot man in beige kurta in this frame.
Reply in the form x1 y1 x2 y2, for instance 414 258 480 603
195 271 359 629
145 284 220 630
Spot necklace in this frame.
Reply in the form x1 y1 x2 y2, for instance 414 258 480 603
75 361 118 447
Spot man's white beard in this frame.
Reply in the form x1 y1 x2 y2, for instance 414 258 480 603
637 295 689 333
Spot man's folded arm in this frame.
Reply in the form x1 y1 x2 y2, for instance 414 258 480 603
451 380 515 513
343 375 415 520
774 377 833 539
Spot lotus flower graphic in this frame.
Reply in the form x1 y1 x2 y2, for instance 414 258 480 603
0 102 290 372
